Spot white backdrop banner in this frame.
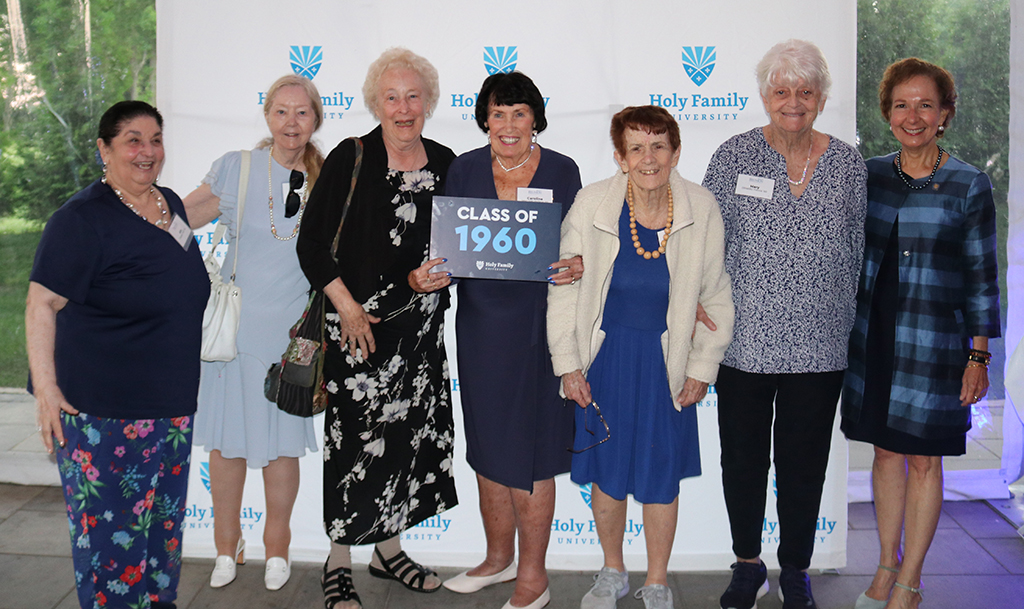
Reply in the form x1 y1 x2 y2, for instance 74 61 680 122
157 0 855 570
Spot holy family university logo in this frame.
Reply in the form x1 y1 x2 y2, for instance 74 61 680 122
290 45 322 80
484 46 518 74
652 45 749 121
681 46 715 86
266 45 353 119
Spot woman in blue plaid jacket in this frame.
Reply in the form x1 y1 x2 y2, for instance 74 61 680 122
842 58 1001 609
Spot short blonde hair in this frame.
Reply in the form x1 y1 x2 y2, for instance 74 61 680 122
756 39 831 107
362 47 440 120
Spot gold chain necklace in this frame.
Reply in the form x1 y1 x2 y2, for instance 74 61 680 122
626 180 672 259
267 145 307 241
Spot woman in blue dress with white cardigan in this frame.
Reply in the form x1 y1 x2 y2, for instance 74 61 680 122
547 106 734 609
184 74 324 592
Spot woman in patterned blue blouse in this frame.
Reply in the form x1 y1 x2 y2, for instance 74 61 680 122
702 39 867 609
841 58 1000 609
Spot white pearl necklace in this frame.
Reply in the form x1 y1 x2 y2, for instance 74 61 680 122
103 175 168 227
267 145 308 241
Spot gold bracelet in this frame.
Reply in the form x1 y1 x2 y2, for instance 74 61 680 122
966 362 988 369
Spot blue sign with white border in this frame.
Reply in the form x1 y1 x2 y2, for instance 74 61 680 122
430 196 562 282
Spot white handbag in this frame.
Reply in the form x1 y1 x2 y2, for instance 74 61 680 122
200 150 250 362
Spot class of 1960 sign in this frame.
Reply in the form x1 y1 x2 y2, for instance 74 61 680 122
430 196 562 282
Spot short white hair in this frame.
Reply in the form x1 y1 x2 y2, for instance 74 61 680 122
362 47 440 120
756 39 831 105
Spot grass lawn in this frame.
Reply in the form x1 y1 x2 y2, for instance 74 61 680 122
0 220 42 388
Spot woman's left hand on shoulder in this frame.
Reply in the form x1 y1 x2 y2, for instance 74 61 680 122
409 258 452 293
960 365 989 407
676 378 709 410
548 255 584 286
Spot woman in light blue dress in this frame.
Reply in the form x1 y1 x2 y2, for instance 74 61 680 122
184 74 323 592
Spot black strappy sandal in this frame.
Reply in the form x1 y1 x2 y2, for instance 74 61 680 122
322 560 362 609
367 547 440 593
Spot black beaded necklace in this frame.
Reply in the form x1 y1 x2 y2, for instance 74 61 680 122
895 146 945 190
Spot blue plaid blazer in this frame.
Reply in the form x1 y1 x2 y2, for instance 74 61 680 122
842 153 1000 439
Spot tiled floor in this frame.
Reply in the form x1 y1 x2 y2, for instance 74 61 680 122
3 390 1024 608
1 483 1023 608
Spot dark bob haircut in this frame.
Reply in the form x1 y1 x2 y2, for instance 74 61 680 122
878 58 956 135
610 106 681 157
474 71 548 134
98 101 163 146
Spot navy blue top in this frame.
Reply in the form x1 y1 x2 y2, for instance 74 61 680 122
30 179 209 419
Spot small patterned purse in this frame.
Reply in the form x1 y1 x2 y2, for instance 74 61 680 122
264 138 363 417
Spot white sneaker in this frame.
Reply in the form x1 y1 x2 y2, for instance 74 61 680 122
209 538 245 588
581 567 629 609
264 557 291 591
634 584 674 609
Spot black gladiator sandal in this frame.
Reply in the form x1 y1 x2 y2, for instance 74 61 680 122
322 560 361 609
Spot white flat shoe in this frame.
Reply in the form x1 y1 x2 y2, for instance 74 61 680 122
210 538 245 588
265 556 291 591
442 562 517 593
501 587 550 609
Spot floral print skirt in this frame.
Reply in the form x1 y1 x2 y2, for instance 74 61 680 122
322 289 457 545
57 412 193 609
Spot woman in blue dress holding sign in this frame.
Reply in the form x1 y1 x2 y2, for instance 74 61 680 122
435 72 581 609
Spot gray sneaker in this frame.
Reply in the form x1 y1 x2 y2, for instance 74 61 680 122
634 584 674 609
581 567 629 609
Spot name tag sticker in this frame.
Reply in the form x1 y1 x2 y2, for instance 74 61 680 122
735 174 775 199
168 213 193 250
517 187 554 203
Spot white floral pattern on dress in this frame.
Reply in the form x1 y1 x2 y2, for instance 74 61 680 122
322 164 455 544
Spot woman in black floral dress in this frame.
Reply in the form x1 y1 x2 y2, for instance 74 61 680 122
297 47 456 609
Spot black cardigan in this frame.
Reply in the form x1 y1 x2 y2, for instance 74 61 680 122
296 125 455 303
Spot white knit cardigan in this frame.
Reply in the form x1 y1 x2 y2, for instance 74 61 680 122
546 169 734 404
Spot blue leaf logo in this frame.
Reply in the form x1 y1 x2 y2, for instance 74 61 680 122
579 482 593 508
484 46 518 75
681 46 716 87
200 462 211 493
290 45 323 80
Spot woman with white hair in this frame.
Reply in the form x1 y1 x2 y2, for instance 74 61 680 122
702 39 867 609
297 47 457 609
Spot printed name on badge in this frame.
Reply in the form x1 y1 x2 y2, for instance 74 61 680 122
517 187 554 203
735 174 774 200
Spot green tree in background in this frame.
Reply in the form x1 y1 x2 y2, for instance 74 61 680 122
858 0 1010 395
0 0 156 220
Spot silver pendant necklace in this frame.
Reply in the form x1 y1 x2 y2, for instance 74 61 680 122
495 144 535 173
